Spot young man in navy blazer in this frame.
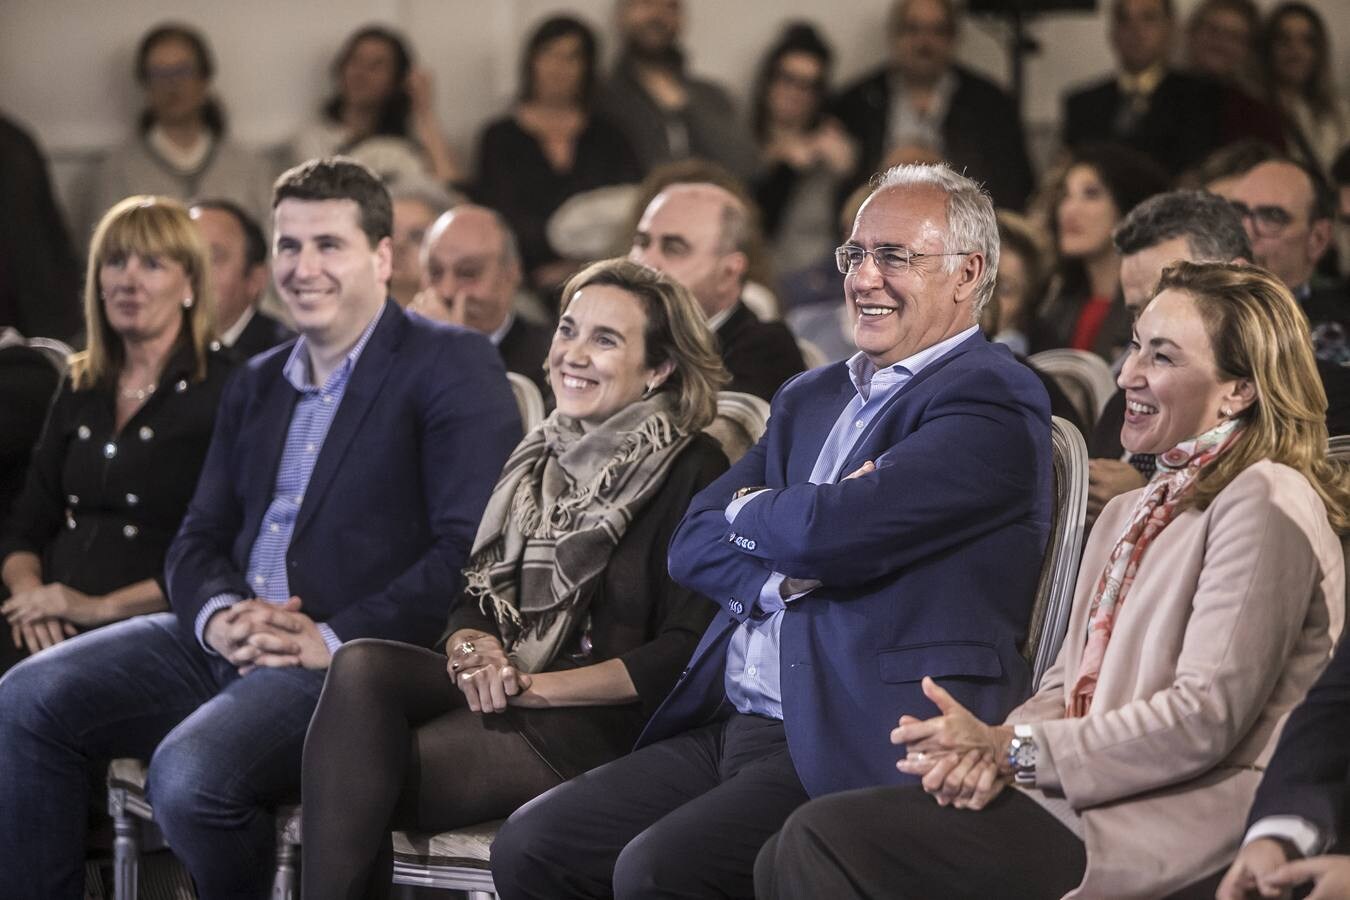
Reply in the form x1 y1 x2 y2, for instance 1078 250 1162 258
492 162 1053 898
0 158 521 898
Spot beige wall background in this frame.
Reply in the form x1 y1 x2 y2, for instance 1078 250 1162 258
4 0 1349 230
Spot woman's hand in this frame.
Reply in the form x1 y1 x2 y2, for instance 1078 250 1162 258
11 619 77 655
2 582 100 627
893 677 1015 808
446 630 517 713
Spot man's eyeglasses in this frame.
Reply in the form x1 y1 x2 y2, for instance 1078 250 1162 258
834 245 971 275
1228 200 1296 238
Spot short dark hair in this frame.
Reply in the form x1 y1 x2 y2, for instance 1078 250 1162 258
1113 190 1252 261
135 23 225 136
519 15 599 108
1183 138 1279 189
190 197 267 268
272 157 393 245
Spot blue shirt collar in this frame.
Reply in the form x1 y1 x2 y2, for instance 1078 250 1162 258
845 324 979 398
282 302 387 392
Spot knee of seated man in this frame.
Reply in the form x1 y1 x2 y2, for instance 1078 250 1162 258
146 727 238 827
0 651 80 741
612 820 710 897
491 791 567 881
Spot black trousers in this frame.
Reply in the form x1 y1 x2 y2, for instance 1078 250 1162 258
755 784 1087 900
491 713 810 899
300 640 562 900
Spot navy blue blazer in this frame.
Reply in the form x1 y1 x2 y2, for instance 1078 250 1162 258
654 333 1053 797
166 300 522 647
1245 638 1350 847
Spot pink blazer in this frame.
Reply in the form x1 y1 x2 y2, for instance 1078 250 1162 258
1006 460 1345 899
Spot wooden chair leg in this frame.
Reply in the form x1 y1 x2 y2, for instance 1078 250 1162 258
271 837 298 900
110 799 140 900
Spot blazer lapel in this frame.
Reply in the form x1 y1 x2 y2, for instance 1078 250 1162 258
786 364 857 484
291 302 404 543
239 358 300 549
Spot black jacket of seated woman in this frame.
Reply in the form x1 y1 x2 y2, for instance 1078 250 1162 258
300 258 731 898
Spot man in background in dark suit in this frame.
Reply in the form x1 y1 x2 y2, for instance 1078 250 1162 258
630 182 805 400
411 204 552 396
190 198 294 363
1063 0 1223 174
0 158 521 898
832 0 1034 211
1218 641 1350 900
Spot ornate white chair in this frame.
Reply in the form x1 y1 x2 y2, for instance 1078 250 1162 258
1028 349 1117 430
506 372 545 433
703 391 771 465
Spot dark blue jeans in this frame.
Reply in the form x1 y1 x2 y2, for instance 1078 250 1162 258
0 612 325 899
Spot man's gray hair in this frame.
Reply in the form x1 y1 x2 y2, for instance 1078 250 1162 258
1112 190 1252 262
870 163 999 319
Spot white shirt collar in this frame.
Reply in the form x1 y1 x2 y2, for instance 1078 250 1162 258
487 311 515 347
219 305 257 348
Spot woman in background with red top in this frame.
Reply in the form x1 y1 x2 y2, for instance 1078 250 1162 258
1031 144 1167 360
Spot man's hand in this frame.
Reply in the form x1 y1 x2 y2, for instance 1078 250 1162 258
204 598 330 672
893 677 1015 808
1086 459 1146 523
1218 838 1298 900
446 630 516 713
10 619 77 655
2 582 100 627
1261 855 1350 900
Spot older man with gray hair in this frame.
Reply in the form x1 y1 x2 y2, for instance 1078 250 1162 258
492 163 1053 899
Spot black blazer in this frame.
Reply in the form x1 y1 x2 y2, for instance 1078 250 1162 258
221 309 294 365
832 65 1035 210
443 434 728 779
497 316 552 397
1 345 232 599
1245 640 1350 848
1062 70 1223 173
715 301 806 402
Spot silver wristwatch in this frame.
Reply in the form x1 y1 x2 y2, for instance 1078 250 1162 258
1007 724 1037 786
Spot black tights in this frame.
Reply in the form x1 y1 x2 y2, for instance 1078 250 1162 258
300 639 561 900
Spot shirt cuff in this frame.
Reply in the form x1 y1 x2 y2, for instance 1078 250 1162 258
725 489 771 524
194 593 243 654
316 623 342 657
1244 816 1325 858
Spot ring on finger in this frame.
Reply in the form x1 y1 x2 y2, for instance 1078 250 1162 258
454 640 476 656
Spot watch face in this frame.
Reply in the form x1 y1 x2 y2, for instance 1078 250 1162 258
1014 743 1036 767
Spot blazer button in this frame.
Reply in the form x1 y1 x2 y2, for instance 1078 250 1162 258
138 426 154 441
729 599 745 615
126 493 139 506
77 425 91 440
122 524 139 539
66 515 77 530
67 494 79 505
174 379 188 393
103 442 117 459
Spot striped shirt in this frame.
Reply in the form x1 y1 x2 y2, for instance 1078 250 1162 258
193 306 386 655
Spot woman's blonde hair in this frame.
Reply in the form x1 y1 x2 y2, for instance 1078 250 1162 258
555 258 729 433
1155 260 1350 532
71 196 216 390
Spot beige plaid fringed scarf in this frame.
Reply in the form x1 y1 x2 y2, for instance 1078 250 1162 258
461 393 691 673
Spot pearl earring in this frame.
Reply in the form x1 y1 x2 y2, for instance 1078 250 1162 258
1220 405 1233 418
182 296 194 309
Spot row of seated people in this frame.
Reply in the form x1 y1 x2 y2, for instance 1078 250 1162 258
10 0 1350 345
0 157 1347 899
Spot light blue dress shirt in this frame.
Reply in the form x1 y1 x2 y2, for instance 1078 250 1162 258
722 326 979 719
194 305 386 655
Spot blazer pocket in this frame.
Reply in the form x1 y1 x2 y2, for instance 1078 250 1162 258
877 641 1004 683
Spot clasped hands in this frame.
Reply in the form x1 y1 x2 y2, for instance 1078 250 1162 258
892 676 1016 811
2 583 96 654
1218 839 1350 900
203 597 331 674
445 629 544 713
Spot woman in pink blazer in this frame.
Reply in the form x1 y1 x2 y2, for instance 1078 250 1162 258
755 261 1350 900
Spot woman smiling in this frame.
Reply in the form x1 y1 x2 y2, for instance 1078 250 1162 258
300 258 730 896
757 261 1349 900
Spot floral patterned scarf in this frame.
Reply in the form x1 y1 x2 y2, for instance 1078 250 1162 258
1067 418 1245 717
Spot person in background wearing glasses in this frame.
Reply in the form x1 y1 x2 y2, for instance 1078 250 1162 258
491 163 1053 899
85 24 273 250
1218 155 1350 434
